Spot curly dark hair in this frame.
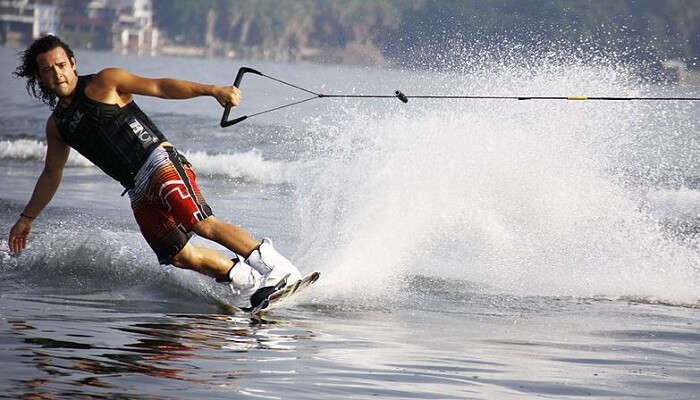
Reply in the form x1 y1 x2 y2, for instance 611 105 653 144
13 35 76 109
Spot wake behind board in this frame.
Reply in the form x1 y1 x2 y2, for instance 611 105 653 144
239 271 320 314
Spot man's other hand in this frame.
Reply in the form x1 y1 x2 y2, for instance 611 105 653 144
9 217 32 254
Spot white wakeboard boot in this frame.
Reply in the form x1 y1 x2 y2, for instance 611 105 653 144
218 254 262 297
246 238 302 289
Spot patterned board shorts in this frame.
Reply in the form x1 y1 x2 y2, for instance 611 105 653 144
129 145 213 264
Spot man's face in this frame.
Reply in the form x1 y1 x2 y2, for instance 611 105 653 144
36 47 77 99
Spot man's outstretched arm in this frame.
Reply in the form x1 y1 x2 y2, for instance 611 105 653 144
8 117 69 254
95 68 242 107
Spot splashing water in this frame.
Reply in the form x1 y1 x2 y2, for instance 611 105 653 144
0 139 93 167
293 49 699 307
0 139 301 184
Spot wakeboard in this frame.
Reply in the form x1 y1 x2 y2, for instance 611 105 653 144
239 271 320 314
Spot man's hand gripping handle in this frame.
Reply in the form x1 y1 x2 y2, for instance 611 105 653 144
220 67 263 128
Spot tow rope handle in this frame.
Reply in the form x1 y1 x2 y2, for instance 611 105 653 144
220 67 263 128
219 67 700 128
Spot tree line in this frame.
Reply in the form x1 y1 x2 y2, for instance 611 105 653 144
152 0 698 65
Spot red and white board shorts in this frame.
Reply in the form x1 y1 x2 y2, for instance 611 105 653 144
129 145 213 264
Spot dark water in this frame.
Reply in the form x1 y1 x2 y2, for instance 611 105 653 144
1 46 699 399
2 292 699 399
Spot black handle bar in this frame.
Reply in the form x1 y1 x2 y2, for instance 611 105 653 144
220 67 263 128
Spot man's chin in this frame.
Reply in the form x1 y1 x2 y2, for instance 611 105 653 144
54 88 71 98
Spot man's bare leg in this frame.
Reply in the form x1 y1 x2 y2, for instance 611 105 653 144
171 242 233 280
192 216 260 257
179 215 301 291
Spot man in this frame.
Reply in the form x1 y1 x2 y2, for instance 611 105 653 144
8 35 302 307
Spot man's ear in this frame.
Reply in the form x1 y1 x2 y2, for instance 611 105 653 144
70 56 77 71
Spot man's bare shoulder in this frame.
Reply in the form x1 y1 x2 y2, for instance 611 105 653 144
88 68 137 104
92 68 129 85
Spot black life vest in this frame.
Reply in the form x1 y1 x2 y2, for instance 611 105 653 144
52 74 167 189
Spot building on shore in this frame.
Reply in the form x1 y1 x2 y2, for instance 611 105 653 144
64 0 158 54
0 0 59 45
1 0 158 55
108 0 158 55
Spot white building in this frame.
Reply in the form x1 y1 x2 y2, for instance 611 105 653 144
110 0 158 55
0 0 59 44
82 0 158 54
33 2 58 36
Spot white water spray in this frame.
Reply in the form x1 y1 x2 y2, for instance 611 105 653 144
294 53 699 306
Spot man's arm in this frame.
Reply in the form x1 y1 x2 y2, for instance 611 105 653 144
8 117 69 254
94 68 242 107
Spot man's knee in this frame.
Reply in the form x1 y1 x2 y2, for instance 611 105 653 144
193 216 220 239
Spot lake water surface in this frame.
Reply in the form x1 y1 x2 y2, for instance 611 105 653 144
1 45 698 399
